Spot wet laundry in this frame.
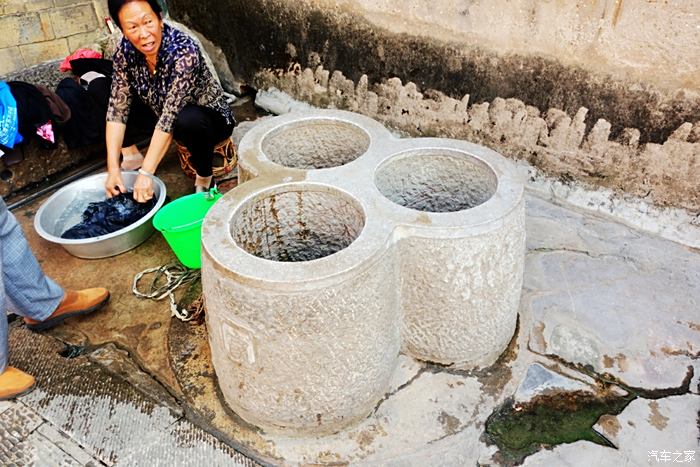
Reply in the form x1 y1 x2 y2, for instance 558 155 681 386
61 193 156 239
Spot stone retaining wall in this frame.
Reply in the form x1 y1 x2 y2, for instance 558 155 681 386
257 68 700 212
168 0 700 212
0 0 109 76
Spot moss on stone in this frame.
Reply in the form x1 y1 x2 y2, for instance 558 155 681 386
485 392 634 465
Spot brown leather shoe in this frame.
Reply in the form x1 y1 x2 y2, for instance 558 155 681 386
24 288 110 331
0 367 35 400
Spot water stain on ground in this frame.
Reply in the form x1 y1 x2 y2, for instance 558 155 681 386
484 391 631 466
531 321 547 353
351 423 387 451
438 411 462 436
647 400 669 430
596 414 621 438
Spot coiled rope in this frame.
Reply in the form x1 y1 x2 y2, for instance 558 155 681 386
132 262 201 321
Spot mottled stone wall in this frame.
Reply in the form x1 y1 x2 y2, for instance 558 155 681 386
0 0 110 75
168 0 700 212
257 69 700 212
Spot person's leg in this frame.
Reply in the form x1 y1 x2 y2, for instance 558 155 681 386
0 198 63 323
0 198 109 399
0 255 7 374
0 199 38 398
0 198 110 333
173 105 233 189
0 236 34 399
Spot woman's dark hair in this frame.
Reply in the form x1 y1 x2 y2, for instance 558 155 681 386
108 0 163 30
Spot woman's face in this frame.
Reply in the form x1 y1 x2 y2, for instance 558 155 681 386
118 1 163 59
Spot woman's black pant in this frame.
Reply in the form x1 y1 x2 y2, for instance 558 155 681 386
91 78 233 177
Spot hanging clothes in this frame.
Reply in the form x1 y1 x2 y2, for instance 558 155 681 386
59 48 103 72
69 58 113 77
0 81 22 149
8 81 54 148
55 77 104 149
34 85 71 124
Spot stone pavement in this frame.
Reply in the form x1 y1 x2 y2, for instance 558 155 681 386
159 191 699 466
1 325 259 466
2 120 699 465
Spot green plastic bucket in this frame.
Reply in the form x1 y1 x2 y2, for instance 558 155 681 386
153 188 222 269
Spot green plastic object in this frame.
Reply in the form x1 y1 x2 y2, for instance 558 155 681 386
152 187 223 269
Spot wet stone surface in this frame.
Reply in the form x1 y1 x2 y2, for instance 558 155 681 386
524 196 700 391
166 189 699 465
485 392 632 465
6 117 699 465
5 323 257 467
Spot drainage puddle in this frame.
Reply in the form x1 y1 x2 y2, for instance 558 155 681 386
484 391 634 465
58 344 89 359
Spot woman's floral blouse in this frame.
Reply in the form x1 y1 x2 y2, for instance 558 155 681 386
107 23 233 134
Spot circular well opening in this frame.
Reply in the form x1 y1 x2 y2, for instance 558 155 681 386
374 149 498 212
231 186 365 262
261 119 370 169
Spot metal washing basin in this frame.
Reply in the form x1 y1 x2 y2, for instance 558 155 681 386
34 171 167 259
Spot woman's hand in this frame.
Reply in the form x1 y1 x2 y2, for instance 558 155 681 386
105 170 126 198
132 173 155 203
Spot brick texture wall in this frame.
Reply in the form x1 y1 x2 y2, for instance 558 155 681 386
0 0 109 75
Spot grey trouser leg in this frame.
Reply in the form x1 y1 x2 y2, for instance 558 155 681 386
0 197 63 373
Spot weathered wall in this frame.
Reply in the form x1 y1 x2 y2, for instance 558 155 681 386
348 0 700 94
169 0 700 212
0 0 110 75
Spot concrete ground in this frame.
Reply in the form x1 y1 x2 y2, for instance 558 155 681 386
2 116 699 466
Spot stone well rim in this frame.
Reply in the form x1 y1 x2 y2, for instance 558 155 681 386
373 146 499 213
202 180 392 289
359 138 524 235
238 109 393 176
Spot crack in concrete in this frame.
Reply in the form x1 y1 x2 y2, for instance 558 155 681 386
527 246 642 269
371 366 428 415
42 329 187 421
534 351 695 400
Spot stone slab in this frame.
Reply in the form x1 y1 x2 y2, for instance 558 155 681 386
524 195 700 390
0 12 54 49
525 395 700 466
115 420 260 467
19 38 70 67
67 30 103 52
50 3 99 38
88 343 183 418
0 402 44 447
9 324 180 465
522 441 626 467
268 371 487 464
515 363 594 403
0 400 13 415
0 47 25 77
35 423 101 466
593 395 700 464
7 430 86 466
